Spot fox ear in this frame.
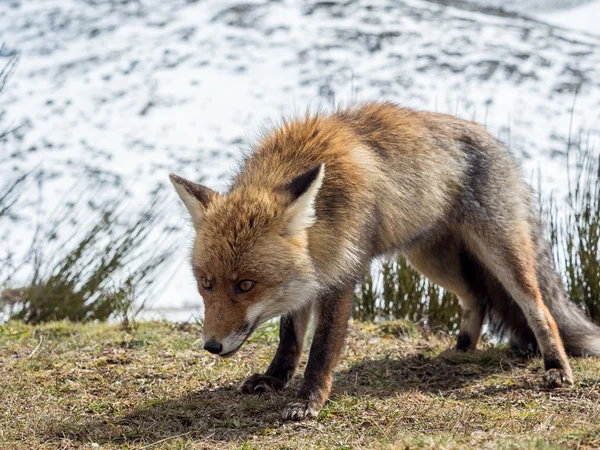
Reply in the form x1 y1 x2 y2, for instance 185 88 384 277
278 163 325 236
169 173 218 228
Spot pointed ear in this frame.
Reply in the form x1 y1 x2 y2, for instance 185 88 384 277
278 163 325 236
169 173 218 228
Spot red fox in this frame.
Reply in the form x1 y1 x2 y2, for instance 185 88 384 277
170 102 600 420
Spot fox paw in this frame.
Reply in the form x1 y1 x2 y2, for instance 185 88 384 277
455 333 474 352
281 399 321 421
240 374 286 394
543 368 573 388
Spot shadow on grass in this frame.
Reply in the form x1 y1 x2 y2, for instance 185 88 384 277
48 347 533 446
53 384 287 446
338 348 534 398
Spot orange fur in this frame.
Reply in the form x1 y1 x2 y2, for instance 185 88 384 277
170 101 584 419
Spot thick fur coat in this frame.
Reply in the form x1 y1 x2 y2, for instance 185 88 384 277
171 102 600 420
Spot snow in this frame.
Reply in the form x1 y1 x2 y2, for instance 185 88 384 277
0 0 599 319
462 0 598 15
539 1 600 35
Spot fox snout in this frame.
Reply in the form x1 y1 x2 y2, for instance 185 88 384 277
203 337 250 358
202 313 256 357
203 340 222 354
201 329 251 357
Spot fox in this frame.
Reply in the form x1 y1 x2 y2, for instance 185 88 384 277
170 102 600 420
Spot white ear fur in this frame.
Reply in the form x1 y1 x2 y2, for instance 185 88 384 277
169 174 210 229
284 164 325 235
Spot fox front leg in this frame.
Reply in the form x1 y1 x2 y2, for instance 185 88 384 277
282 286 352 420
240 304 311 394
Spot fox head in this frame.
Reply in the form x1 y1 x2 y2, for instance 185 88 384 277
170 164 324 357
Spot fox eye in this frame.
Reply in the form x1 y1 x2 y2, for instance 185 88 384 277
236 280 255 294
200 277 212 291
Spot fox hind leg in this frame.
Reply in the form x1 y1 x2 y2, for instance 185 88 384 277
406 237 485 351
241 303 311 394
464 223 573 387
456 302 485 351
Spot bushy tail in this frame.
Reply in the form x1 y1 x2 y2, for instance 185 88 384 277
546 291 600 357
532 213 600 357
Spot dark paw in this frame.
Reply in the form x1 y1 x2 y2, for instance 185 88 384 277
542 368 573 388
508 346 536 358
240 373 286 394
281 399 321 421
455 333 473 352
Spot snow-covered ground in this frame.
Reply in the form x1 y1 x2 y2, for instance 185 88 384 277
1 0 599 319
539 1 600 35
464 0 598 15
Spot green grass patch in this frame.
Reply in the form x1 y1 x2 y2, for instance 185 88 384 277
1 320 599 449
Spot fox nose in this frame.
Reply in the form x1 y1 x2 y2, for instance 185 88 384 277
204 340 223 355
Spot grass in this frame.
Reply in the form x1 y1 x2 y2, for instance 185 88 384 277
1 320 600 449
354 258 461 331
2 193 179 325
0 172 27 220
0 47 18 141
562 150 600 322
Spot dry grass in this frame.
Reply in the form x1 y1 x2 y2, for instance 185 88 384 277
1 320 600 449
